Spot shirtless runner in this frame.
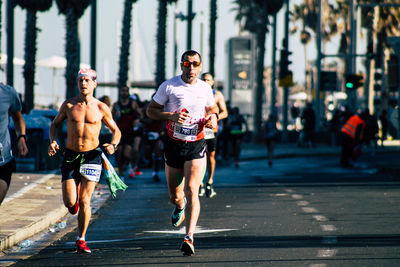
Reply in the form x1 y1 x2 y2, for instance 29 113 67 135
48 68 121 253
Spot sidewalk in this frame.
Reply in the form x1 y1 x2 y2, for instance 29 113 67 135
0 140 399 254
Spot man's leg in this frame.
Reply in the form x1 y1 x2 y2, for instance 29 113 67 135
0 161 15 205
183 157 206 237
207 151 216 184
0 179 9 205
62 179 79 209
77 178 97 239
165 164 185 208
131 136 142 175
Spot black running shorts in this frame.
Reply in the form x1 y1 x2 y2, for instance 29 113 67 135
61 149 102 182
164 137 206 169
0 158 16 187
206 137 217 153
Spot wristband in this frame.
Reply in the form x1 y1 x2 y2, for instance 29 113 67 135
112 144 118 151
214 113 219 120
17 135 27 142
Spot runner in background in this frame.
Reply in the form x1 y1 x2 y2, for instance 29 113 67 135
199 72 228 198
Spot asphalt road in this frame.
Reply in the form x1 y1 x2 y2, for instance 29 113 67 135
8 153 400 266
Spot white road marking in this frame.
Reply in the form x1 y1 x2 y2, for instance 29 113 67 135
291 194 303 199
309 264 327 267
312 215 328 222
317 248 337 257
66 227 239 245
321 225 337 231
273 193 288 197
3 172 56 204
296 201 309 206
302 207 318 213
144 227 238 235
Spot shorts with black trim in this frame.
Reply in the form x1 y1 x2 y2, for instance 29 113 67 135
164 137 206 169
0 158 16 187
61 149 102 182
206 137 217 153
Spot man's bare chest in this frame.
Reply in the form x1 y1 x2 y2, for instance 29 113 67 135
68 106 102 125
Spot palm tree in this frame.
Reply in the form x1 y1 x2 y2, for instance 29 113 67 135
155 0 178 88
208 0 217 76
117 0 138 93
233 0 283 141
55 0 91 99
16 0 53 113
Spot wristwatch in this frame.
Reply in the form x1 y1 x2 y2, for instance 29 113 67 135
17 135 27 142
112 144 117 151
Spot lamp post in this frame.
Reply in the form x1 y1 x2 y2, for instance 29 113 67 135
6 0 14 86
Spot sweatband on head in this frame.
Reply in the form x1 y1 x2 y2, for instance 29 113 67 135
77 68 97 81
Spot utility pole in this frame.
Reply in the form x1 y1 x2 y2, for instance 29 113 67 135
91 0 97 96
270 13 277 116
6 0 14 86
315 0 322 131
187 0 193 50
90 0 97 71
346 0 357 112
281 0 290 142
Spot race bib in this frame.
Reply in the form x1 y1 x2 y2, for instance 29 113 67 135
148 131 160 141
204 128 215 140
173 123 198 142
79 163 102 182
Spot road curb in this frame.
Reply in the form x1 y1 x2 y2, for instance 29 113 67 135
0 205 68 252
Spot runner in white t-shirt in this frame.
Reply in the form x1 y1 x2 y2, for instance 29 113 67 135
146 50 218 256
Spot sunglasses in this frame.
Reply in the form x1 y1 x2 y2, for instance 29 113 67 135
182 61 201 67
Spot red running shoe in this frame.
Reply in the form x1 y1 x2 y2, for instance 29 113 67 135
134 166 143 176
68 199 79 215
76 240 91 253
68 183 80 215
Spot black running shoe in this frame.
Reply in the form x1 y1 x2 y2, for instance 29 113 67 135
180 235 195 256
206 183 216 198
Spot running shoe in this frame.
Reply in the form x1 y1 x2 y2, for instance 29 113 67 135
206 183 216 198
153 174 160 182
75 240 91 253
129 171 135 178
180 235 195 256
171 198 186 227
134 166 143 176
199 184 205 197
68 199 79 215
68 184 80 215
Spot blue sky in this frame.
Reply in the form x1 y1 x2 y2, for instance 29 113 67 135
3 0 352 107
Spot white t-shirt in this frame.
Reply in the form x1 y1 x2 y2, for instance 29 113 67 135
153 75 215 142
0 83 22 165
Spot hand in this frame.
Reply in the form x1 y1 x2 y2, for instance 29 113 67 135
103 143 117 155
17 138 28 157
48 141 59 157
171 110 191 124
205 113 217 129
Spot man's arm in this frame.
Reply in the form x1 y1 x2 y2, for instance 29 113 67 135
10 111 28 157
215 91 228 120
100 102 121 155
146 100 189 124
48 103 67 156
205 104 219 129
